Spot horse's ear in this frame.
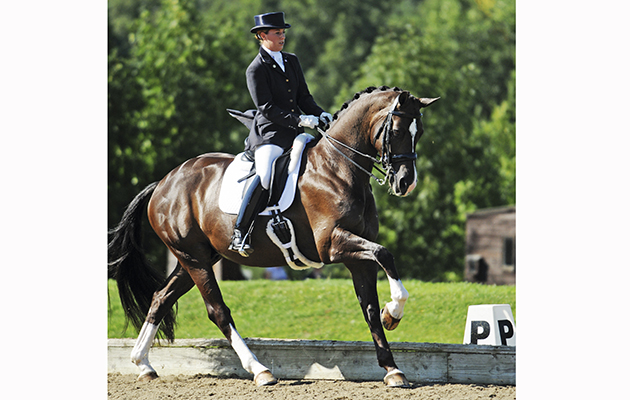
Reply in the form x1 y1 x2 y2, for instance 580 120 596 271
397 91 410 107
419 97 440 108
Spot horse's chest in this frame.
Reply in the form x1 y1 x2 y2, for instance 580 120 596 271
338 191 378 237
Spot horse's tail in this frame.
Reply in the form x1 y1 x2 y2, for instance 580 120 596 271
108 181 176 342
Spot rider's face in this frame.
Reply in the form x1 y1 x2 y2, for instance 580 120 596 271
260 29 285 52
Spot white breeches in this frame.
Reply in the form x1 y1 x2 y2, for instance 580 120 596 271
254 144 284 190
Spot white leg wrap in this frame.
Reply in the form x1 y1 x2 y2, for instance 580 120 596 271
130 322 158 376
229 324 269 376
385 276 409 320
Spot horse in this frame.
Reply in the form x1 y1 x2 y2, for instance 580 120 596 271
108 86 439 388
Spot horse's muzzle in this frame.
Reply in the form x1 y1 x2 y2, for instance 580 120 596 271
390 165 417 197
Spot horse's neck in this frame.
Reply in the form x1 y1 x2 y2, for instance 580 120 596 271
309 91 394 180
329 106 380 157
309 119 377 185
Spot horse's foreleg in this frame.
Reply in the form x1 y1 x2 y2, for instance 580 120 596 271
130 263 195 381
346 263 410 388
329 228 410 387
187 266 277 386
381 274 409 331
329 227 409 330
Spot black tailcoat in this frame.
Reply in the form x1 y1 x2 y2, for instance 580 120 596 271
244 47 324 151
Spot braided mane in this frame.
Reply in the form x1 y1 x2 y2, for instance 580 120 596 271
332 85 403 121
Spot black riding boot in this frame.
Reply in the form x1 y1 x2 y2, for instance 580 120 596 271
228 175 269 257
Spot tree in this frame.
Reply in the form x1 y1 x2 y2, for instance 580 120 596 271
108 0 515 280
346 0 515 280
108 0 260 272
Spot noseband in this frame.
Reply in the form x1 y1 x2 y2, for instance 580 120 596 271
319 106 423 186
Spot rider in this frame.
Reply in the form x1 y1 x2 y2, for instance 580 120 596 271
228 11 333 257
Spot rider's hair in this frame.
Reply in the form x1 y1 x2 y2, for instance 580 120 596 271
254 29 270 42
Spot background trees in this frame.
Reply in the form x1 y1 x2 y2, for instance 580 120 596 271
108 0 515 280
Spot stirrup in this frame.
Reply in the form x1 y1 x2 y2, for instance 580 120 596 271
229 230 253 257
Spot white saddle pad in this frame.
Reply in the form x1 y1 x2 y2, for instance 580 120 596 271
218 134 313 215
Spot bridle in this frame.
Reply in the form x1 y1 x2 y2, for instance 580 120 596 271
318 96 423 186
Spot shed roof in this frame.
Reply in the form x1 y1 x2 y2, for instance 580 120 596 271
466 205 515 219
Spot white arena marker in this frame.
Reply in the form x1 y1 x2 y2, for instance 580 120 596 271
463 304 516 346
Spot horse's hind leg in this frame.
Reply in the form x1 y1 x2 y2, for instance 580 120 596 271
130 262 195 381
179 247 277 386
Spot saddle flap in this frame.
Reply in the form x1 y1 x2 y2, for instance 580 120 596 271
268 150 292 206
218 133 315 215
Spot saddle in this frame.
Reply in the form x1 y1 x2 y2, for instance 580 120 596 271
221 109 324 270
217 133 313 216
237 147 292 209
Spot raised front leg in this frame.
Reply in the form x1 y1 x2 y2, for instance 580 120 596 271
381 275 409 331
328 227 409 330
328 227 410 387
346 262 410 387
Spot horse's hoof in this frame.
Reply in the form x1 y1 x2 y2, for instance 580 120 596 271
254 370 278 387
137 371 159 382
384 371 410 388
380 307 401 331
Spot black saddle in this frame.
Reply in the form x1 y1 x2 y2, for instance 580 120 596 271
228 108 300 207
238 149 292 207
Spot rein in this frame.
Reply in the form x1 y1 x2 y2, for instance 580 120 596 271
318 104 423 186
318 125 387 185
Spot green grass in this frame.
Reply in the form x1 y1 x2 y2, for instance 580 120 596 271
108 279 515 344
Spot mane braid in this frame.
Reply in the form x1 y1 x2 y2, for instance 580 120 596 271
332 86 403 121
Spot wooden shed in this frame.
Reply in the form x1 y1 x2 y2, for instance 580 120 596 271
465 206 515 285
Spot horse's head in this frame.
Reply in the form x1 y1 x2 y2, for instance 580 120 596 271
376 91 439 197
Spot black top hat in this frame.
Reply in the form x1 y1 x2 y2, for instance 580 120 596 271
250 12 291 33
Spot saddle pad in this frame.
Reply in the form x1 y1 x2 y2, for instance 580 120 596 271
218 134 313 215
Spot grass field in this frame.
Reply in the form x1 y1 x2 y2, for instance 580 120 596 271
108 279 515 344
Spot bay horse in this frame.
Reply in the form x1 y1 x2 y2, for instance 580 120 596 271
108 86 439 387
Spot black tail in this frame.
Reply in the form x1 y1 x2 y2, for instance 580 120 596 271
108 181 176 341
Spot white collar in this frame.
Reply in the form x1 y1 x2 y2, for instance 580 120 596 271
262 46 284 67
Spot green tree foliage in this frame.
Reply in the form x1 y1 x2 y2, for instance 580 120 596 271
108 0 261 269
108 0 515 280
348 0 515 280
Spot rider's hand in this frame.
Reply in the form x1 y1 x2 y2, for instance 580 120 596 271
319 112 333 126
299 115 319 129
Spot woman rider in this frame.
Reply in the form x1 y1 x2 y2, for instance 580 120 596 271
228 12 333 256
